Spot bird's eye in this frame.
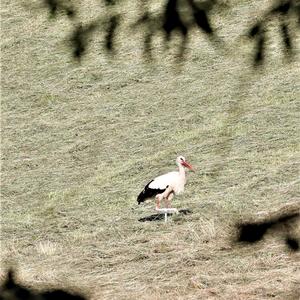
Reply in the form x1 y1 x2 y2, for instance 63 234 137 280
180 158 184 161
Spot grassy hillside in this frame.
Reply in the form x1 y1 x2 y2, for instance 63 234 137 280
1 0 299 299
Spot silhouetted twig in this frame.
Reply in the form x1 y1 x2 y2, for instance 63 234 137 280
247 21 266 67
271 0 292 15
247 0 299 66
163 0 188 41
280 20 293 55
105 14 120 53
188 0 214 35
70 22 99 60
43 0 75 18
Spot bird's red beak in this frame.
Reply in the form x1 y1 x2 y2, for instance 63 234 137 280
182 160 195 171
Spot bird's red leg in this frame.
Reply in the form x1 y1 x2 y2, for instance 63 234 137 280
156 187 173 210
162 186 173 208
166 192 174 208
155 194 162 210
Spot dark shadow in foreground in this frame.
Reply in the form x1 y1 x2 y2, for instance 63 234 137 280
0 269 87 300
235 204 299 252
138 209 192 222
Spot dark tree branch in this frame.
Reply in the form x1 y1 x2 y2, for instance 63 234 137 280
70 22 99 60
43 0 75 18
38 0 299 66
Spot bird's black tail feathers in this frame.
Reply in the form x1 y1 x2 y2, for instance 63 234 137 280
137 191 146 204
137 180 154 204
137 180 167 205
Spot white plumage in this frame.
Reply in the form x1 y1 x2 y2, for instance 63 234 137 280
137 156 194 210
149 171 186 194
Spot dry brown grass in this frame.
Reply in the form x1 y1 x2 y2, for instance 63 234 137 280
1 0 300 299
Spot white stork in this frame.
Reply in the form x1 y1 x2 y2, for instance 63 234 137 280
137 156 194 210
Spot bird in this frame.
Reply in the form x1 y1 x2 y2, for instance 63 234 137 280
137 156 194 210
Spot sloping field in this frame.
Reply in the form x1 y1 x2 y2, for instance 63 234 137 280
1 0 299 299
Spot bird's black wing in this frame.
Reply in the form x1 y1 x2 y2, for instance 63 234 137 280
137 180 167 204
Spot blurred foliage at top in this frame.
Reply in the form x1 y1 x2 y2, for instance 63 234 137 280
36 0 300 65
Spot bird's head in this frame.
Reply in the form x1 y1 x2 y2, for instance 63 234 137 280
176 156 194 171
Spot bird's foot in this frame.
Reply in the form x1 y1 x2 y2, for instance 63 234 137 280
155 208 179 214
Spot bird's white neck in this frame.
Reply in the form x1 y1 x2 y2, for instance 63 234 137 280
178 164 186 178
